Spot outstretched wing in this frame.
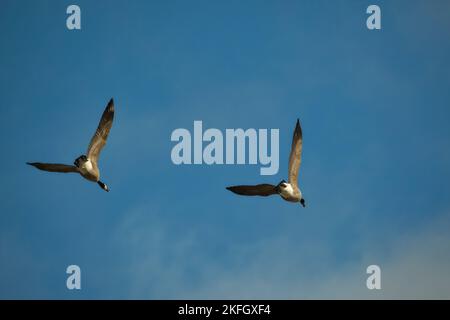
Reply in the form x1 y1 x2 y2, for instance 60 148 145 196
87 98 115 163
27 162 79 173
288 119 303 186
226 184 278 197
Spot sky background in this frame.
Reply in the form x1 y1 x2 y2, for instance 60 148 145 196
1 0 450 299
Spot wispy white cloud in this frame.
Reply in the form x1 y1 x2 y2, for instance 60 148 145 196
113 204 450 299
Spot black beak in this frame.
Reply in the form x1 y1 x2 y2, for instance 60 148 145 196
300 199 306 207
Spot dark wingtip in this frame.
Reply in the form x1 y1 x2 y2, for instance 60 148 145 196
107 98 114 110
26 162 33 166
295 118 302 136
105 98 114 114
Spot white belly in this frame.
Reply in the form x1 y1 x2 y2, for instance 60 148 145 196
79 160 94 174
280 183 295 197
279 183 301 202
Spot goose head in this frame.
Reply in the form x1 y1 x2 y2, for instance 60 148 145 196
97 181 109 192
300 198 306 207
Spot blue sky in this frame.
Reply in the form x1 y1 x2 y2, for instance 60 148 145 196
1 0 450 299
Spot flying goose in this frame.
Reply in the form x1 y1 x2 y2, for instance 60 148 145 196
226 119 305 207
27 98 115 192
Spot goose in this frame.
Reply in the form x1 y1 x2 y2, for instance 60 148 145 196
27 98 115 192
226 119 305 207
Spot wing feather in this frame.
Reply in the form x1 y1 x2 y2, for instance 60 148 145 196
288 119 303 186
27 162 79 173
87 98 115 163
226 184 278 197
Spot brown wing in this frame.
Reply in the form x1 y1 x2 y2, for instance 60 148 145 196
27 162 79 173
226 184 278 197
87 98 115 163
288 119 303 186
